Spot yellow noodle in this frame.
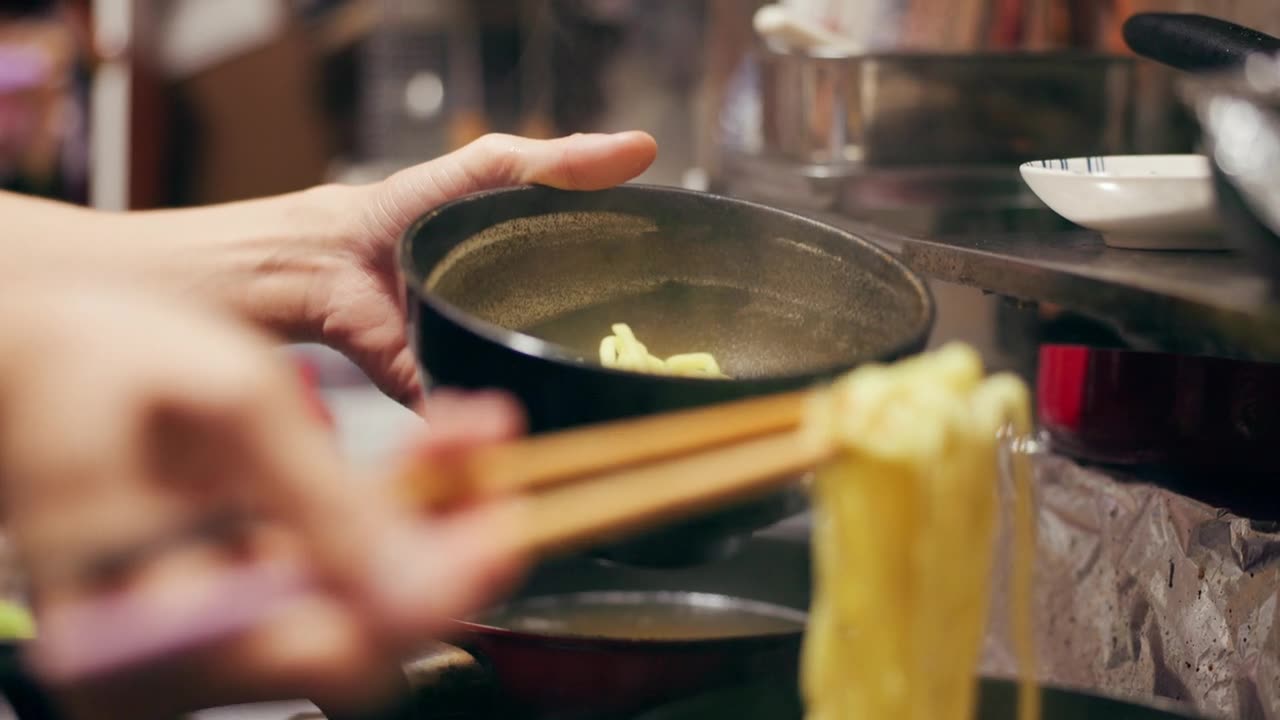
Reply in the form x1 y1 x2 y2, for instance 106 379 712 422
800 343 1038 720
598 323 728 379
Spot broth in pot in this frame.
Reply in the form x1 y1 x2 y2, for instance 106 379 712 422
474 591 807 641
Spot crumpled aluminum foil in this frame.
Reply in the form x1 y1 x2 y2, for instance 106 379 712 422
982 450 1280 720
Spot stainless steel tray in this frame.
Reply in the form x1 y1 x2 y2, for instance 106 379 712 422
718 48 1140 176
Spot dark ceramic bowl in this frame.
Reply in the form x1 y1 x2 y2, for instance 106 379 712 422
400 184 933 565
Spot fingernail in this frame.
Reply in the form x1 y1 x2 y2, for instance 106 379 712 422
610 130 656 145
570 133 632 152
32 565 307 685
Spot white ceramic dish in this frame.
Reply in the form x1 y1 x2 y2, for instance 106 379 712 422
1019 154 1224 250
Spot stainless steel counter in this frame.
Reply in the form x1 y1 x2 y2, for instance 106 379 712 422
784 205 1280 363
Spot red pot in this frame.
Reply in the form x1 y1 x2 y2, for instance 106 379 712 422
408 536 810 719
452 620 801 718
1037 345 1280 473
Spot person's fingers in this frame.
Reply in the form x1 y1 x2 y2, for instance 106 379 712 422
65 326 392 619
394 389 526 510
367 390 527 636
347 341 425 415
148 592 400 713
421 389 526 447
50 587 401 718
225 372 527 651
346 132 654 406
31 560 306 688
369 503 525 644
0 368 205 599
0 287 475 716
494 130 659 190
221 365 396 600
366 132 658 242
32 503 395 715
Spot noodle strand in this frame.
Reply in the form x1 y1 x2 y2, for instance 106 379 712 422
598 323 728 379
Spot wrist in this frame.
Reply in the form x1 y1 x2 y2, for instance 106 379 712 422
115 183 370 342
221 183 364 340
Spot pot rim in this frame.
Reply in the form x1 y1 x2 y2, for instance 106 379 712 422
444 616 804 651
399 183 936 390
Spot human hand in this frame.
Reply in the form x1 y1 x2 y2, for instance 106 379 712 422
300 131 657 410
0 131 655 412
0 283 525 718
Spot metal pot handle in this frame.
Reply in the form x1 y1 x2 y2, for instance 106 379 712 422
314 643 493 720
401 641 494 711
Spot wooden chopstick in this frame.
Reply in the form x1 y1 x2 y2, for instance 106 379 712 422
398 388 832 557
513 427 833 557
401 389 812 508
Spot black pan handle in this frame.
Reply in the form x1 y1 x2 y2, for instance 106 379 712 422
1123 13 1280 72
316 644 492 720
0 643 62 720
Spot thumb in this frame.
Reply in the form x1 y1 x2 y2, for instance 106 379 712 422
366 132 658 243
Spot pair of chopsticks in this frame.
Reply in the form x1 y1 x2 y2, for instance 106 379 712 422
36 390 836 685
399 390 834 557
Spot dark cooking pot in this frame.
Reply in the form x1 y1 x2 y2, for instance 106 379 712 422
402 535 810 719
399 184 933 566
1038 344 1280 474
1037 343 1280 520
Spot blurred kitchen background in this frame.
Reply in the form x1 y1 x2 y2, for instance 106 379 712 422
5 5 1280 719
4 0 1280 413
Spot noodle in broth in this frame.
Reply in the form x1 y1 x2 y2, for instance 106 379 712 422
599 323 728 379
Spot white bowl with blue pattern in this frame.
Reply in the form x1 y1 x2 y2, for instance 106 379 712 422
1020 155 1223 250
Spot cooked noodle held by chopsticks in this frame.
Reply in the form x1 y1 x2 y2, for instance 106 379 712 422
801 343 1038 720
598 323 728 379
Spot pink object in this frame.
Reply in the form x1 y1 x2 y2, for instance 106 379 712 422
30 565 308 685
0 47 48 93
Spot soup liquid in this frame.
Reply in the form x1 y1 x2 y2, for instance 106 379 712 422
476 592 806 641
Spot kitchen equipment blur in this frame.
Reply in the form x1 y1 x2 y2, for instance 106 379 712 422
754 0 1119 53
703 1 1280 228
358 0 480 173
403 536 809 718
1018 155 1222 250
1123 12 1280 71
401 183 933 566
1120 12 1280 290
355 0 640 179
1184 55 1280 295
714 44 1139 221
0 4 88 203
747 50 1135 169
752 4 862 54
